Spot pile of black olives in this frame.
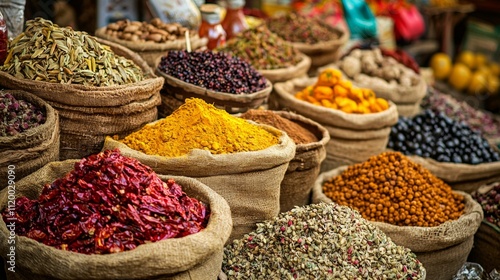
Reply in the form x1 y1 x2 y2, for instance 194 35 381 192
387 110 500 164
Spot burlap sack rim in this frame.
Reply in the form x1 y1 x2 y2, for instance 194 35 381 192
312 166 484 252
273 76 399 129
258 52 311 83
154 68 273 103
0 37 164 107
103 122 296 176
95 27 208 52
273 110 330 153
0 160 232 279
399 152 500 183
0 115 59 165
291 26 350 54
318 64 428 104
54 93 161 117
0 90 57 146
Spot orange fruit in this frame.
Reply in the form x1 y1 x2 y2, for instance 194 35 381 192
486 75 500 95
430 53 452 80
456 51 476 70
467 71 487 95
475 53 487 68
448 63 472 91
490 63 500 76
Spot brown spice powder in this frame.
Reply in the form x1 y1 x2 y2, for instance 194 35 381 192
241 109 318 145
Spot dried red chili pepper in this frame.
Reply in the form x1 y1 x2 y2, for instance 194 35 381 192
1 149 210 254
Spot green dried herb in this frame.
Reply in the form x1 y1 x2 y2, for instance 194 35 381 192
223 203 425 279
216 25 302 70
1 18 144 86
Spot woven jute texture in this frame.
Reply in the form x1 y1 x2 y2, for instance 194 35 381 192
0 160 232 280
272 111 330 212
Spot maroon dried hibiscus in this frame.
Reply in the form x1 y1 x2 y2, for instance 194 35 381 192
1 149 209 254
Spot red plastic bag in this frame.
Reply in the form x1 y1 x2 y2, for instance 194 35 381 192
392 3 425 41
370 0 425 42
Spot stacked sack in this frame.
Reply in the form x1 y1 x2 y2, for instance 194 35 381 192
274 68 398 170
0 18 163 159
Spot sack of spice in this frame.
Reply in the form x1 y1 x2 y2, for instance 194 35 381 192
320 48 427 117
312 151 484 280
0 18 163 160
222 202 426 279
240 109 330 212
266 13 349 72
421 86 500 147
103 98 296 242
216 25 311 84
467 183 500 272
388 109 500 193
0 90 59 189
155 50 272 115
273 73 398 170
0 149 232 280
95 18 208 68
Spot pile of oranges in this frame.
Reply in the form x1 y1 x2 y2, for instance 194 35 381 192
430 51 500 96
295 68 390 114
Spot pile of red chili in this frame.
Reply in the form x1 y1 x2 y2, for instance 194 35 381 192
1 149 209 254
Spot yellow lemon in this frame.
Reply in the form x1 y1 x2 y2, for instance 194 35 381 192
467 71 487 95
430 52 452 80
486 75 500 95
449 63 472 91
489 63 500 76
475 53 488 68
456 50 476 70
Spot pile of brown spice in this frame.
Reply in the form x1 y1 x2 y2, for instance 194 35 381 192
322 151 465 227
240 110 318 145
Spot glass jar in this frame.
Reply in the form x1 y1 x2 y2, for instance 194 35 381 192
0 11 8 65
221 0 249 40
199 4 227 50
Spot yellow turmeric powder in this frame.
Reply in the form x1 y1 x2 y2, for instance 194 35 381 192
119 98 280 157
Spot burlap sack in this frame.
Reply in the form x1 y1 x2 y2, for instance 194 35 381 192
397 102 422 118
258 53 311 84
155 67 272 114
0 90 60 188
272 111 330 212
406 155 500 193
467 221 500 272
103 124 296 242
0 38 164 160
0 160 232 280
313 167 483 280
95 27 208 68
274 77 398 163
292 27 349 70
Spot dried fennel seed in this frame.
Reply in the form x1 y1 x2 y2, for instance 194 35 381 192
223 203 425 279
1 18 144 86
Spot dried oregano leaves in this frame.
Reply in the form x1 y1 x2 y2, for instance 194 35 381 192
223 203 425 279
1 18 144 86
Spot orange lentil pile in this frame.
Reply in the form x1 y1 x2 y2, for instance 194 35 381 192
295 68 389 114
322 152 465 227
